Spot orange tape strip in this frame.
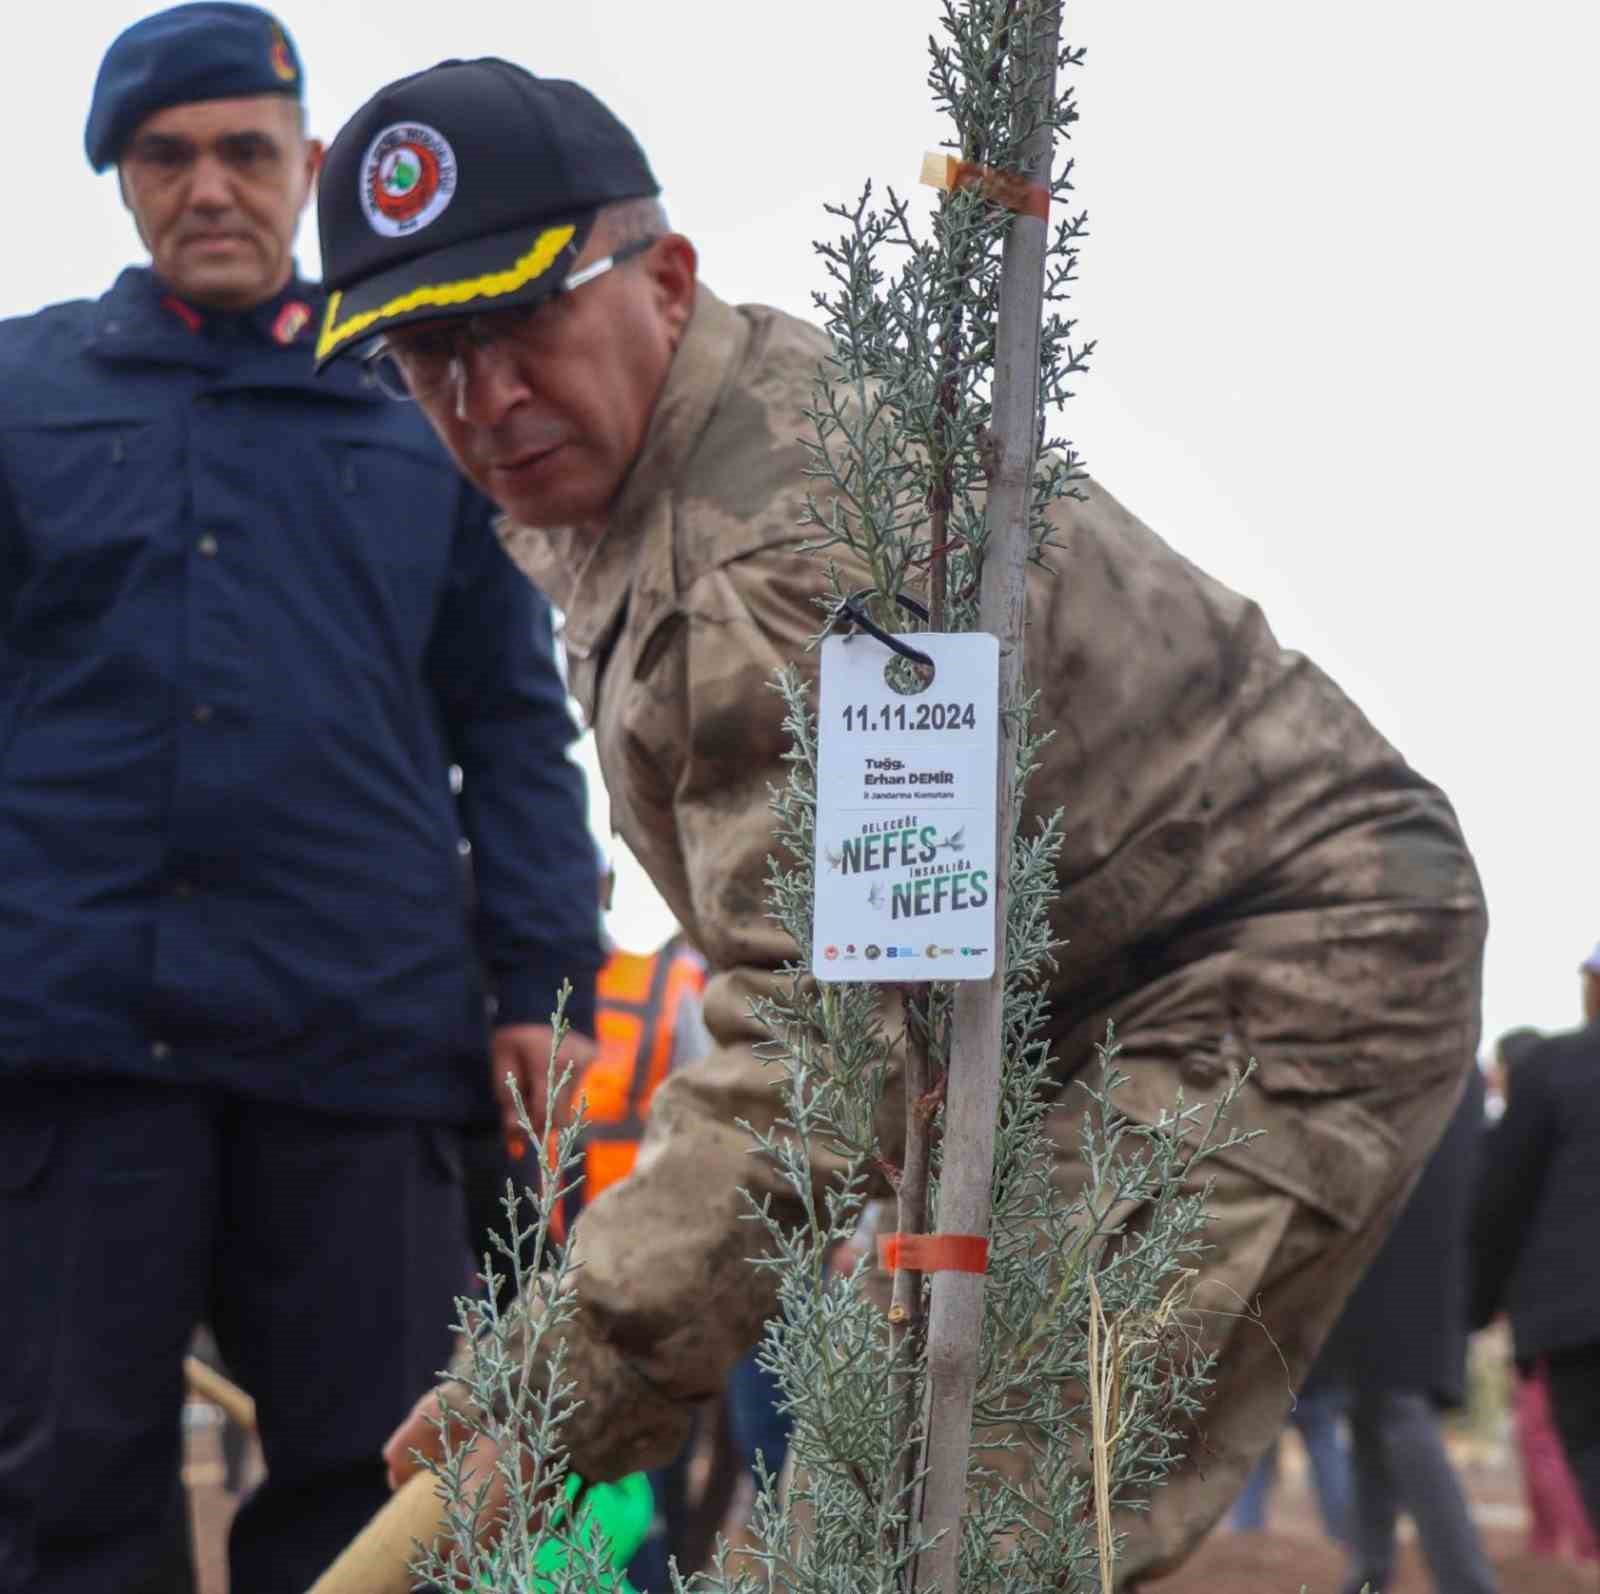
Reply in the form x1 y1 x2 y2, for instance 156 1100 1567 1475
878 1232 990 1274
919 151 1050 220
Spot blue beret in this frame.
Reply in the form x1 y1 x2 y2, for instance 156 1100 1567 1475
85 3 303 172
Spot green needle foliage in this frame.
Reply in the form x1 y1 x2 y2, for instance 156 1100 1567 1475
411 990 640 1594
798 0 1091 637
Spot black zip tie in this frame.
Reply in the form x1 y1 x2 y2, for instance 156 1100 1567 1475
829 589 935 668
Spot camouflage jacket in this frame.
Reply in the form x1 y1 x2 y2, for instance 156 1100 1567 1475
496 287 1484 1480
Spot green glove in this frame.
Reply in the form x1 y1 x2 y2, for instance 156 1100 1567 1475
477 1470 653 1592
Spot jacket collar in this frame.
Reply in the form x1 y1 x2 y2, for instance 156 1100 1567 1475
85 266 381 404
499 284 750 665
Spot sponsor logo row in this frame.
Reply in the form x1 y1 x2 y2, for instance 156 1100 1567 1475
822 943 990 963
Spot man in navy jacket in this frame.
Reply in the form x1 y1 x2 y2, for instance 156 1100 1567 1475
1473 944 1600 1549
0 8 603 1590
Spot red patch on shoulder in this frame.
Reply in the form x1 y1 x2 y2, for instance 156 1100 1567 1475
272 302 312 345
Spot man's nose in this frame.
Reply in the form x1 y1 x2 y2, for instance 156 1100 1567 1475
186 153 234 211
453 339 532 428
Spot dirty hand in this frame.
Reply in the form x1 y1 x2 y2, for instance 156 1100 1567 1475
384 1386 458 1492
490 1023 596 1139
386 1385 561 1556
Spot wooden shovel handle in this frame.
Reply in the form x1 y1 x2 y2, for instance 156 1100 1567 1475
180 1353 481 1593
305 1469 453 1594
183 1355 257 1433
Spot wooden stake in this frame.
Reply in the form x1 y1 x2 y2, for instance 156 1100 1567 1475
914 5 1062 1591
888 984 934 1551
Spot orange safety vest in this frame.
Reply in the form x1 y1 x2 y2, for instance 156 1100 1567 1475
552 939 706 1229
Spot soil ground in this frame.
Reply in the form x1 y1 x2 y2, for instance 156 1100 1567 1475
183 1403 1600 1593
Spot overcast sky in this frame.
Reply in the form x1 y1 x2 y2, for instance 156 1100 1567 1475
13 2 1598 1053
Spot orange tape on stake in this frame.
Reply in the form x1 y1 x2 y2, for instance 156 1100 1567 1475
878 1232 990 1274
919 151 1050 220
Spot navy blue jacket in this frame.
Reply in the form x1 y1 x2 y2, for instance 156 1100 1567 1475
1472 1019 1600 1360
0 268 602 1122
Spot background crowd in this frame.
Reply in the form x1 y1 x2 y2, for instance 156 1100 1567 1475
1226 946 1600 1594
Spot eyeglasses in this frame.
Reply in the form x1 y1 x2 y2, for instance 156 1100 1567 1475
362 236 660 403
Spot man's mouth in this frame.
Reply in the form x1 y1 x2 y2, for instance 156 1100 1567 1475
487 440 567 477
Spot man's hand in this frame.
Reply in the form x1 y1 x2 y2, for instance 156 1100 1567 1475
490 1023 596 1140
384 1386 455 1493
386 1385 560 1558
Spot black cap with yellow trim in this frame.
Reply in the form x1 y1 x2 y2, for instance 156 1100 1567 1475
315 58 658 368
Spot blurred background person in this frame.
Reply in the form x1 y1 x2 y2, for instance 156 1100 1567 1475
1483 1025 1595 1565
1226 1380 1351 1546
1473 946 1600 1554
1313 1062 1498 1594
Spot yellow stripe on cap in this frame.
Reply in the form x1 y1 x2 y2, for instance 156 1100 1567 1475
316 224 577 362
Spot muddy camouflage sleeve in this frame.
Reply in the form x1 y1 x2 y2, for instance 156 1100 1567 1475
489 546 900 1482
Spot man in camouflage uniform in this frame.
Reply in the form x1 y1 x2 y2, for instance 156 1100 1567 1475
315 61 1485 1582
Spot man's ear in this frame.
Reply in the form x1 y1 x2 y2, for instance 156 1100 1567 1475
648 233 698 348
115 165 152 253
300 137 325 213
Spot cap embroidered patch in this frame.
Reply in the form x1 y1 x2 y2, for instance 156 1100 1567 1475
360 122 457 239
268 22 297 83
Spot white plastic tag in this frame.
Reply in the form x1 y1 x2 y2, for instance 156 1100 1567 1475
812 632 999 982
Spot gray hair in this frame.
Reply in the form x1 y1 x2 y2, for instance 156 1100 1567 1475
594 195 671 249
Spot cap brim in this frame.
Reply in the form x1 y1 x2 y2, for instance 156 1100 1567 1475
315 213 595 369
